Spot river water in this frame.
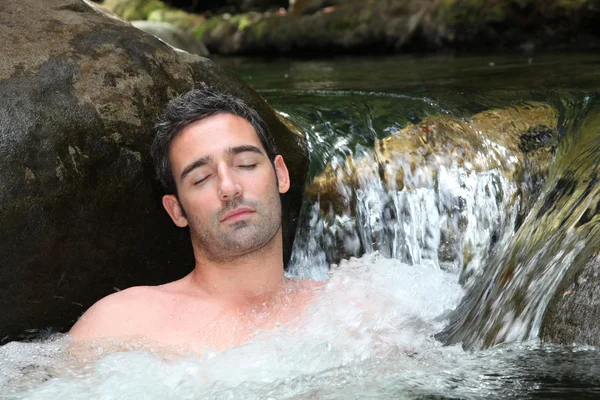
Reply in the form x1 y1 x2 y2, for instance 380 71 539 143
2 53 600 398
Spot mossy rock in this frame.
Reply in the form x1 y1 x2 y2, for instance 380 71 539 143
173 0 600 55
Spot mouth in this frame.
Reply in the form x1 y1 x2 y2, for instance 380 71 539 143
220 207 256 223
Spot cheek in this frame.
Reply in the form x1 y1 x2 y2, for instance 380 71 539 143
247 179 276 198
182 191 218 216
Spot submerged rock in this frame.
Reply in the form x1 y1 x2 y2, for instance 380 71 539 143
0 0 307 343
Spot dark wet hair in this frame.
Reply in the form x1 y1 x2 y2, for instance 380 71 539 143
151 85 278 194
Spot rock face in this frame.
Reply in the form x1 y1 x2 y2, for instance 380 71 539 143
541 253 600 345
0 0 307 343
539 107 600 346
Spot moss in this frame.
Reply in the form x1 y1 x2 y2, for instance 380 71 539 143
249 19 268 40
191 16 225 40
231 14 252 30
101 0 171 21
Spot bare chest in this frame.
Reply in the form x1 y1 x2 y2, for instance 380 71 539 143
138 300 295 353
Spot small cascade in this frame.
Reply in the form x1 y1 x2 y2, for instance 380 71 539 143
288 150 520 283
438 96 600 349
288 100 558 287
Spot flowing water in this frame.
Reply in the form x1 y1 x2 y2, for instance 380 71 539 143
2 53 600 398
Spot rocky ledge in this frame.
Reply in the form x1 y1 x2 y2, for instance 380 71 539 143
103 0 600 56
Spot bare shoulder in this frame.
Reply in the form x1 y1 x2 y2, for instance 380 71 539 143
297 279 326 290
69 286 164 341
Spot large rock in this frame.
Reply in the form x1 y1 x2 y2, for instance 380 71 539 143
0 0 307 343
539 105 600 346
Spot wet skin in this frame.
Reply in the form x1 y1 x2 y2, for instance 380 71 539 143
69 113 321 353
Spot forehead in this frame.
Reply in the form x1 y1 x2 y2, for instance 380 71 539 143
169 113 265 163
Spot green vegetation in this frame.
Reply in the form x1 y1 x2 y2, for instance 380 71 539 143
100 0 599 55
102 0 172 20
249 19 268 40
191 16 226 40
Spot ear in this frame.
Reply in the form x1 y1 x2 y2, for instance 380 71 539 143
162 194 189 228
273 155 290 194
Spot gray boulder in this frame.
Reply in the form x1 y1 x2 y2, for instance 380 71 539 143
0 0 307 343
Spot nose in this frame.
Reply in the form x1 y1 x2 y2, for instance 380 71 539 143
217 162 242 201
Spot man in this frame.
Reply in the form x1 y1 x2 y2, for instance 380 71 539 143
69 87 320 354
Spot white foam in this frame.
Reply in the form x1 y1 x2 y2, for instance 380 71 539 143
1 255 465 400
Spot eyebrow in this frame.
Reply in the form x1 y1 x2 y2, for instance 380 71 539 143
226 145 264 157
179 145 265 181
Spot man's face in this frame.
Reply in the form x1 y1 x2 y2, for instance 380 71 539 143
163 113 290 262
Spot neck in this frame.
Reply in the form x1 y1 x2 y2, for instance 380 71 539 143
187 230 287 304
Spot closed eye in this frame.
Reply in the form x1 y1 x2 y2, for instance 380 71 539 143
194 175 211 185
238 164 256 169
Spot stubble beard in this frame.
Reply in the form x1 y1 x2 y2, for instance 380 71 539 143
188 192 283 264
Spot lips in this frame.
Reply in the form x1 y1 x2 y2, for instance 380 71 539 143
220 206 255 222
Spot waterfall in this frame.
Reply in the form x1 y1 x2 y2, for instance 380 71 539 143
286 91 600 350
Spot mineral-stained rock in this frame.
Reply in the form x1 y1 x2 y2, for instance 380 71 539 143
0 0 307 343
